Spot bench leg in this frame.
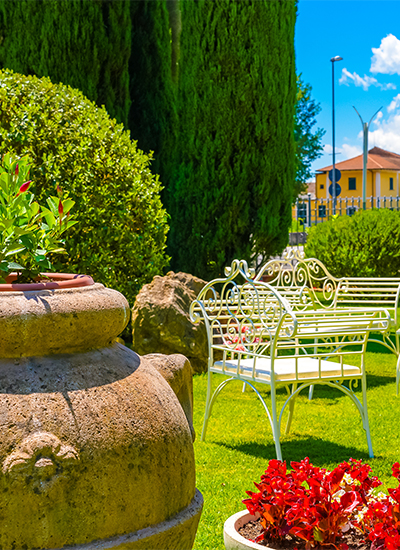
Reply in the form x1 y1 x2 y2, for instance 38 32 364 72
307 338 318 401
201 369 213 442
285 383 297 435
271 388 283 461
361 377 374 459
396 332 400 396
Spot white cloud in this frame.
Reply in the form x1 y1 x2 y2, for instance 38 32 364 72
339 68 396 91
383 82 397 91
339 144 362 160
388 93 400 113
339 68 377 90
371 34 400 75
320 143 362 163
368 114 400 153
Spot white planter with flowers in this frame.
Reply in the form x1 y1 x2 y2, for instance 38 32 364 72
224 510 271 550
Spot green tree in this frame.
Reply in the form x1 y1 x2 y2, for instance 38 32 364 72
294 76 325 195
0 0 131 126
129 0 177 181
167 0 297 279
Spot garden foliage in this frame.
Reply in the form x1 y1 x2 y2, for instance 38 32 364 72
0 70 169 304
129 0 177 183
305 209 400 278
166 0 297 279
0 0 299 281
244 457 400 549
0 0 131 127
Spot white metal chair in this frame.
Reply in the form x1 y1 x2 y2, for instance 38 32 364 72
190 259 391 460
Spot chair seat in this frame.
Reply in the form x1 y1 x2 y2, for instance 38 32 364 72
213 356 361 382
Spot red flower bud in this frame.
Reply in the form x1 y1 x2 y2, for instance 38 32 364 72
18 180 31 194
58 199 63 216
15 164 19 176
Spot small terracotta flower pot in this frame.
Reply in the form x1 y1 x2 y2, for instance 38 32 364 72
0 272 94 291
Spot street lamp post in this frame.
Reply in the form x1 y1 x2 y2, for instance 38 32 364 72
353 106 382 210
331 55 343 215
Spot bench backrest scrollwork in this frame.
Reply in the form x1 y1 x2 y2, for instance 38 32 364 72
189 259 298 360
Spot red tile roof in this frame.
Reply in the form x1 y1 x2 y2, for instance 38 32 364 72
317 147 400 172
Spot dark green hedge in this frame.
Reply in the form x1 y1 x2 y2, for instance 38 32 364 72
128 0 177 182
0 0 131 127
305 209 400 277
0 70 169 304
167 0 297 279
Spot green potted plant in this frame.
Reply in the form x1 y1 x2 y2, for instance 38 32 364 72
0 152 92 289
224 457 400 550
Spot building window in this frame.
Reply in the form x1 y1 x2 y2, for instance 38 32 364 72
297 204 307 224
390 177 394 190
348 177 356 190
318 205 326 218
320 184 324 189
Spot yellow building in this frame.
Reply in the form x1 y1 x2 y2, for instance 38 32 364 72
316 146 400 201
293 147 400 226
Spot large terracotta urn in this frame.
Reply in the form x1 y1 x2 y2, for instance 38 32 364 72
0 278 203 549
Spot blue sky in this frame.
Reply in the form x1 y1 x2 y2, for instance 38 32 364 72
296 0 400 178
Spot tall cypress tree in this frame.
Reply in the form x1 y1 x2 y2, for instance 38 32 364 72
129 0 177 180
0 0 131 126
167 0 297 279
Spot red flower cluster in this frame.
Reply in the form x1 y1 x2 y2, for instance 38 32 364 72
361 463 400 550
243 458 400 549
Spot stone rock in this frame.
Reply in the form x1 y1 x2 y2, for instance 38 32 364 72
131 272 208 373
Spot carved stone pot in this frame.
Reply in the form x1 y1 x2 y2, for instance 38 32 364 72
0 281 203 549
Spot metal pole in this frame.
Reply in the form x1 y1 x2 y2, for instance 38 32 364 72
331 56 343 216
362 122 368 210
332 61 337 215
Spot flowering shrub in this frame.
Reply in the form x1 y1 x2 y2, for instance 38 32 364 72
243 458 400 549
0 153 76 283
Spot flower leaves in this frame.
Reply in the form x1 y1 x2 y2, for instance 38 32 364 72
0 153 77 282
242 457 400 549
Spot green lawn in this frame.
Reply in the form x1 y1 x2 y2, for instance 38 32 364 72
192 342 400 550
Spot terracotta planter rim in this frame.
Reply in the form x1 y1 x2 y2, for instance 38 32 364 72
0 272 94 292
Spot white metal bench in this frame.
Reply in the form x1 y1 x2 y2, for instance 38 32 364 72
256 249 400 391
190 259 391 460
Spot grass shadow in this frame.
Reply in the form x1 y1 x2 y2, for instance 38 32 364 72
216 436 373 464
367 333 398 354
306 373 395 399
366 372 396 389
